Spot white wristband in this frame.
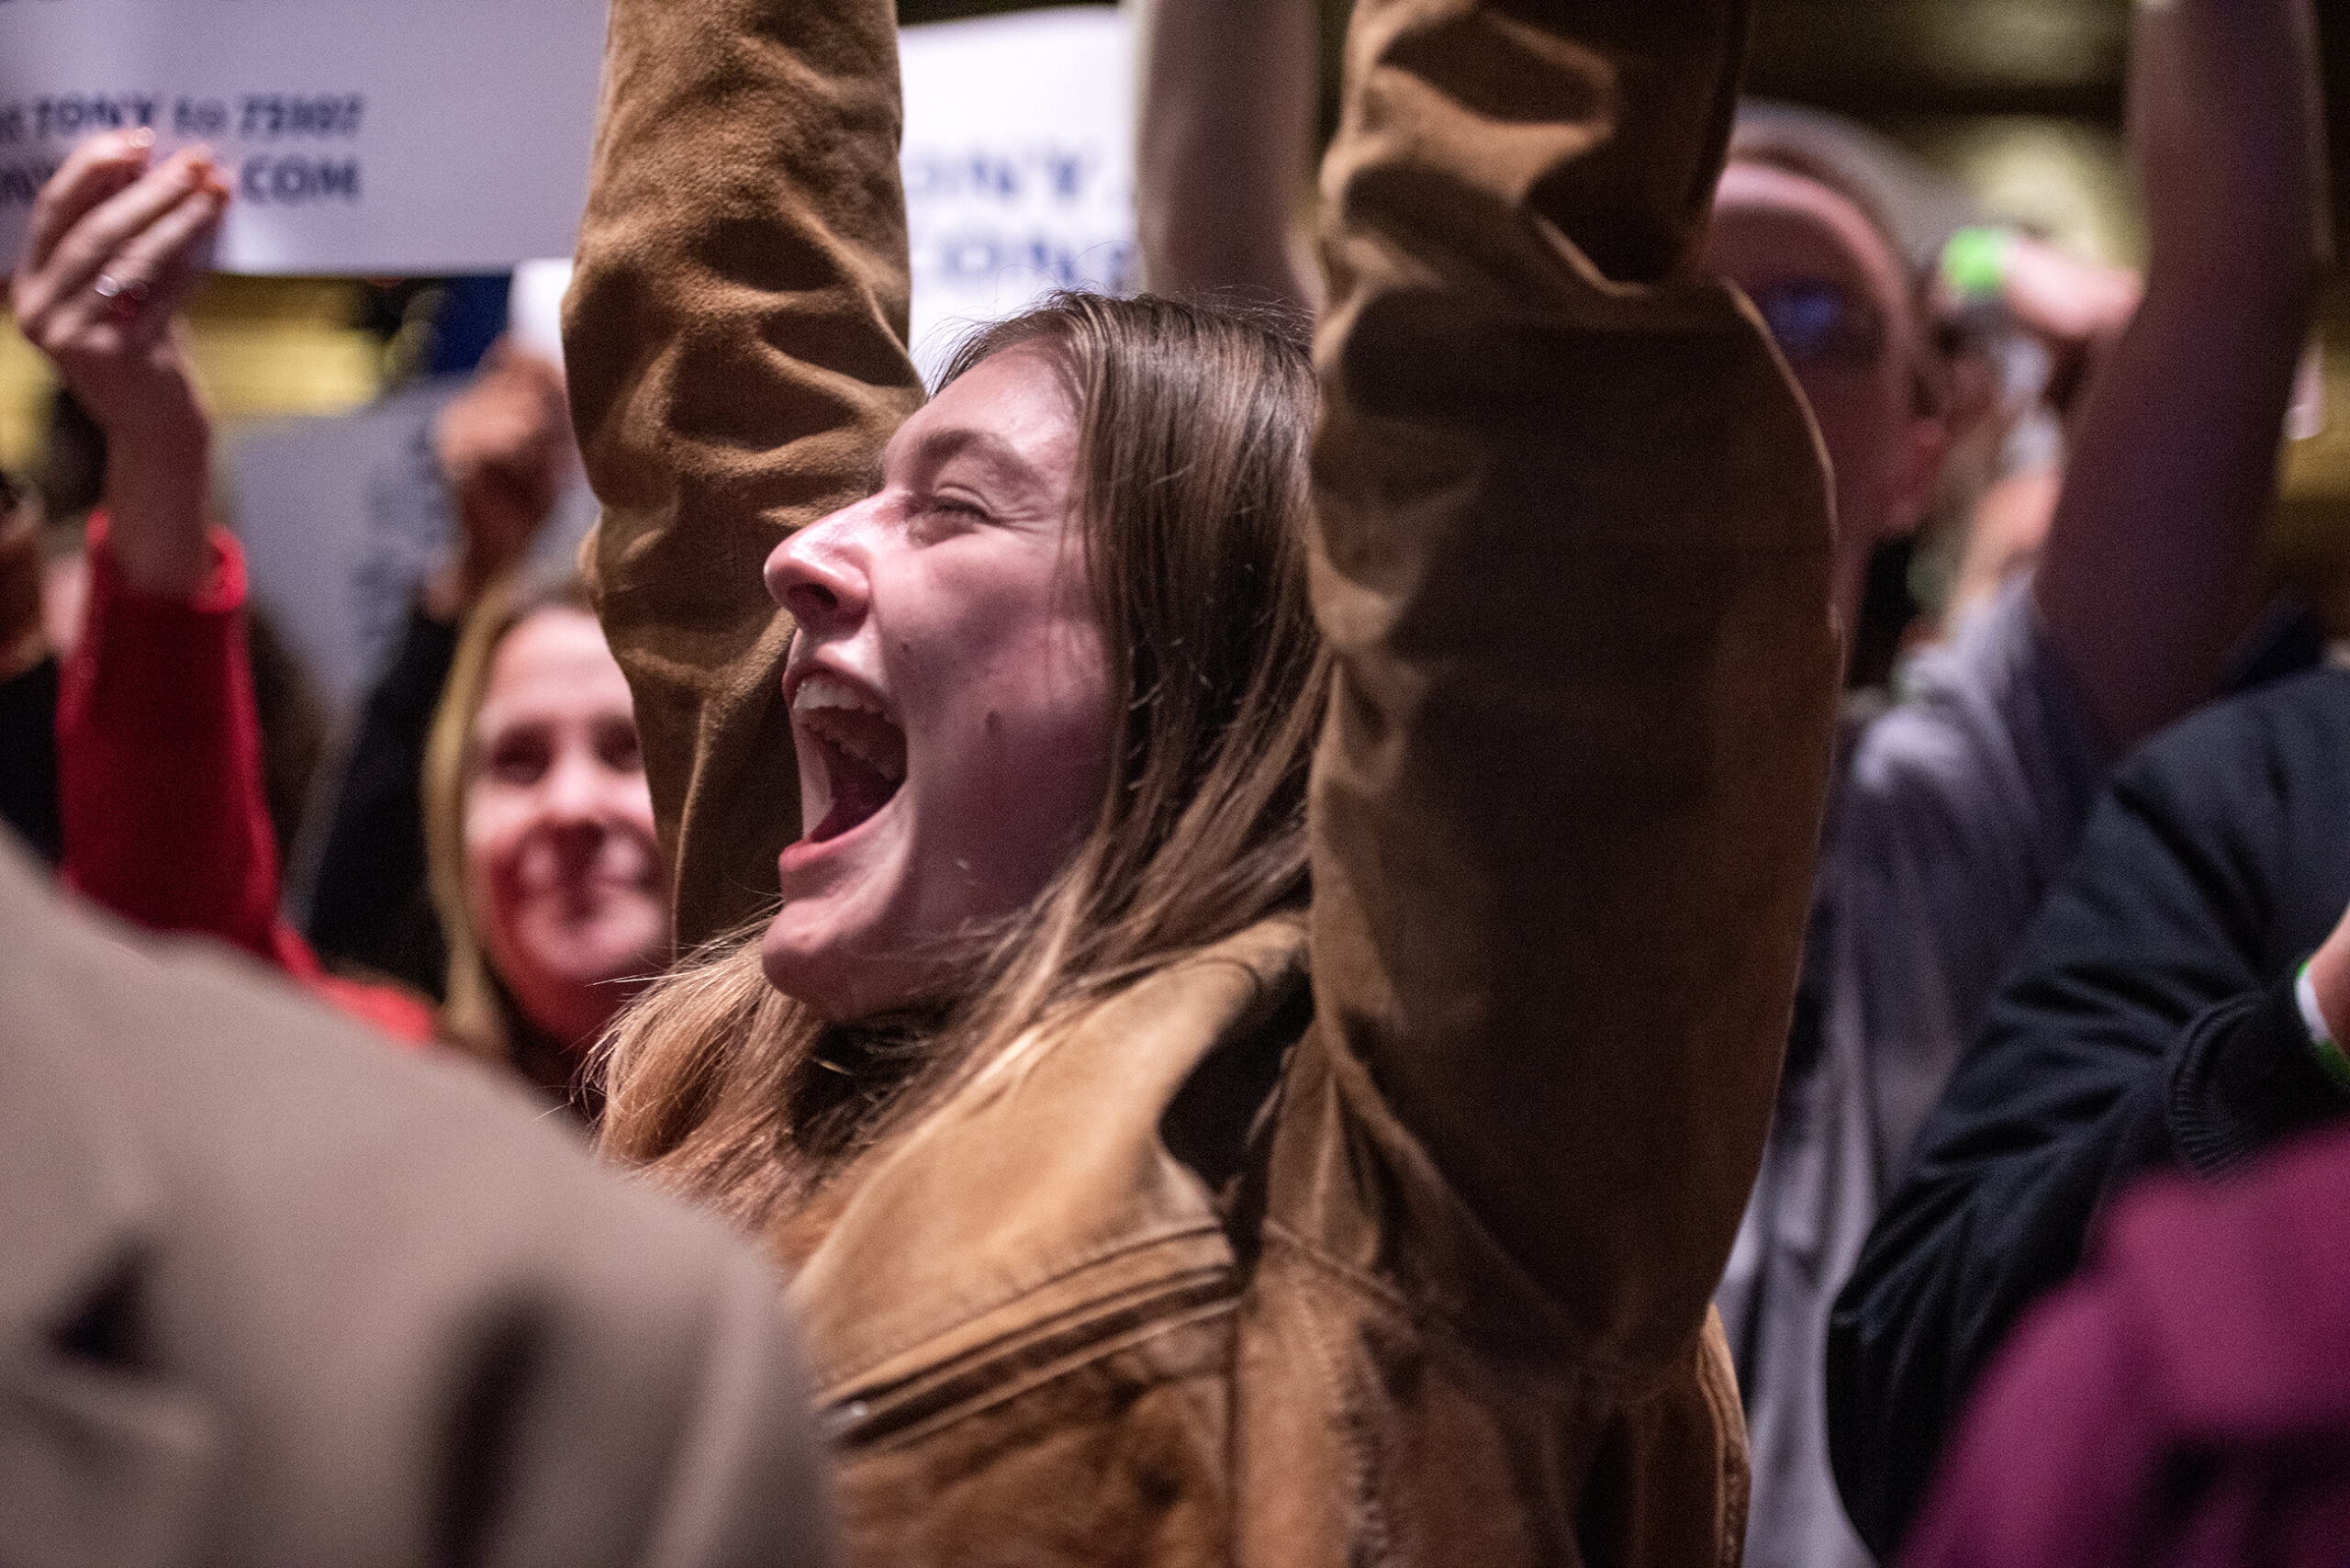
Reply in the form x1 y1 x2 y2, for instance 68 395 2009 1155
2298 959 2335 1048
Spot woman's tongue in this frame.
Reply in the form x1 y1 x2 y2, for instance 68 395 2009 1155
809 710 906 843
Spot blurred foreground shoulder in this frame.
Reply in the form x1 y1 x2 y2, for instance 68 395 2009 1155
0 830 831 1568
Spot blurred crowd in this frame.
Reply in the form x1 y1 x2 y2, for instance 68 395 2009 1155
3 0 2345 1562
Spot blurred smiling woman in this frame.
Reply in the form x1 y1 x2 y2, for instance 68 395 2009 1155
429 571 670 1111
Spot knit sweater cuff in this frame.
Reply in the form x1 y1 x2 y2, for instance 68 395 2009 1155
2167 975 2350 1177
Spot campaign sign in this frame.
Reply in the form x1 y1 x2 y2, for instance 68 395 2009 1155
899 6 1135 375
60 2 1135 739
0 0 608 274
0 1 1135 324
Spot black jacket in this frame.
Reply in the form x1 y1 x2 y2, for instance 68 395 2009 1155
302 603 457 995
1827 666 2350 1558
0 656 61 863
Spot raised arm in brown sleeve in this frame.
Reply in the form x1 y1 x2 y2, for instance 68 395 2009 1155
563 0 926 947
1305 0 1841 1362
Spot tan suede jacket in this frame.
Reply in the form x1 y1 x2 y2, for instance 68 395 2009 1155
565 0 1839 1560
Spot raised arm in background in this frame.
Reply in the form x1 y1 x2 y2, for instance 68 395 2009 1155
306 342 572 993
1305 0 1839 1336
12 131 432 1041
12 132 219 599
15 134 271 953
2031 0 2328 749
564 0 925 950
1137 0 1321 312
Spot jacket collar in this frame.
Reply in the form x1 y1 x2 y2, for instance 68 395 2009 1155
788 916 1310 1411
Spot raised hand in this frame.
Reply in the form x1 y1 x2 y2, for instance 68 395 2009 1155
9 130 229 594
422 337 574 620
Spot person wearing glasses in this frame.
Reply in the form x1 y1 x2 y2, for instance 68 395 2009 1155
1703 4 2328 1562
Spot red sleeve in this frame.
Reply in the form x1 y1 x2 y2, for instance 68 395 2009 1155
59 511 284 961
56 514 440 1047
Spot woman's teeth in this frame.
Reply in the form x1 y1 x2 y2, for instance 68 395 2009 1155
793 673 906 783
793 672 882 715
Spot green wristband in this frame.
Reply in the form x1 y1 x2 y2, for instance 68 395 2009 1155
1940 226 2017 303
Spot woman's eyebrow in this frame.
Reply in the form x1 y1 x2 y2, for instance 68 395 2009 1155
902 426 1040 491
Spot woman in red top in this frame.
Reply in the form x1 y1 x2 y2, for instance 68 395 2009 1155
11 131 668 1107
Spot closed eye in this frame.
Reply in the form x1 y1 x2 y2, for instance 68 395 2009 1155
909 492 991 542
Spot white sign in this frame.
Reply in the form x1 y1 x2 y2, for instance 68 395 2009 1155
0 0 608 274
899 7 1136 376
0 1 1135 326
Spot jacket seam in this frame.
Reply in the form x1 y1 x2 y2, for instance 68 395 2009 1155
811 1218 1233 1391
829 1278 1238 1453
1259 1216 1639 1394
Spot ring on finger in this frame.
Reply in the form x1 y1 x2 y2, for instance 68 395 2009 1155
93 272 152 324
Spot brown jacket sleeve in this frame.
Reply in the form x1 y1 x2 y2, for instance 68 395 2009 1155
564 0 925 947
1305 0 1839 1362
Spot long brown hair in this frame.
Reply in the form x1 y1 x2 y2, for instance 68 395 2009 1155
596 292 1329 1239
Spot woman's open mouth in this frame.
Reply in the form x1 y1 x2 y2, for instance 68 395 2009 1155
792 671 907 843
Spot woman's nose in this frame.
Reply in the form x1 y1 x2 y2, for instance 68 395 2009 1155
540 747 616 827
764 501 875 635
